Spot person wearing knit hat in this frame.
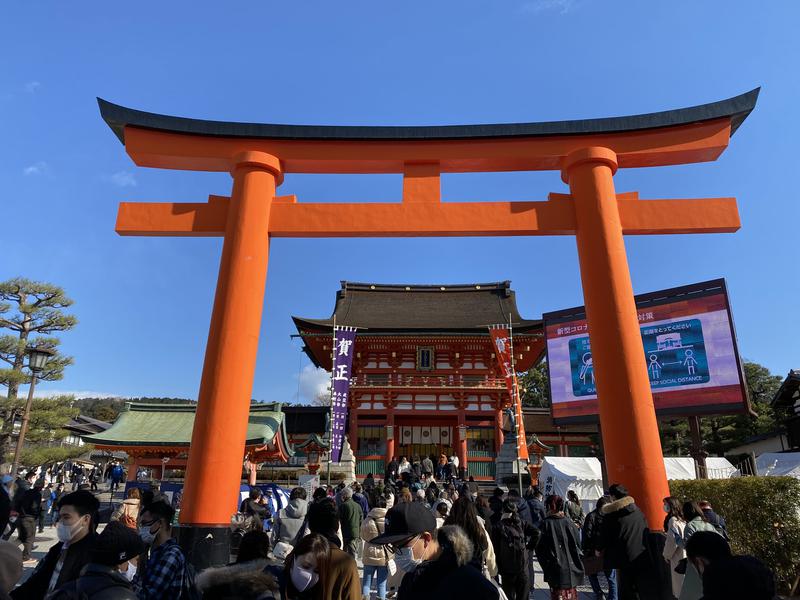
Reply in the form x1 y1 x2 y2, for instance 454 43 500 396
48 522 143 600
0 540 22 600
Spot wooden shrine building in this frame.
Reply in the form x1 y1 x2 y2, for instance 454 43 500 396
294 281 544 481
83 402 292 484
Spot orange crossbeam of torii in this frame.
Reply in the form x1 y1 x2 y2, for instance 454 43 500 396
99 89 758 545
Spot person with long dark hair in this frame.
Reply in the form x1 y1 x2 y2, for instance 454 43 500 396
535 495 584 600
443 496 496 577
662 496 686 598
683 501 717 544
283 533 360 600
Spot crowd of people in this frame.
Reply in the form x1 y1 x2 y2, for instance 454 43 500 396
0 459 781 600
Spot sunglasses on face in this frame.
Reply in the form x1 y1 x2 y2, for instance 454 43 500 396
387 535 419 555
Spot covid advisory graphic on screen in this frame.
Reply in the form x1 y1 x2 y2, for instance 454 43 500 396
544 279 747 423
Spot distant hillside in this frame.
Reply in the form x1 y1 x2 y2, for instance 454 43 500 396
75 396 196 423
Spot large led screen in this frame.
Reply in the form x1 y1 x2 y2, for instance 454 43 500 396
544 279 748 424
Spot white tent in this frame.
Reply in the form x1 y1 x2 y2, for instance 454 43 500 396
663 457 697 481
538 457 603 515
705 457 739 479
756 452 800 478
538 456 713 513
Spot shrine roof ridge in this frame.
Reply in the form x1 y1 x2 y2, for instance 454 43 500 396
339 281 513 293
98 88 759 144
293 278 541 334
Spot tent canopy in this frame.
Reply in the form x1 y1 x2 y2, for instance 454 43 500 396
756 452 800 478
663 457 697 481
705 457 739 479
538 456 720 512
538 457 603 515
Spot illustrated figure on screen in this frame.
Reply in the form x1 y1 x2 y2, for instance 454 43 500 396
579 352 595 385
648 354 662 379
683 349 698 375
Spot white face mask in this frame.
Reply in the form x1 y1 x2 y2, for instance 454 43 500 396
56 517 86 543
395 537 426 572
290 562 319 592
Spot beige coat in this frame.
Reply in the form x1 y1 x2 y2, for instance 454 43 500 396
111 498 140 524
477 516 497 578
662 516 686 598
360 507 390 567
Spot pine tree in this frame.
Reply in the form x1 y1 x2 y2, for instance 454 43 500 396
0 278 77 460
519 361 551 408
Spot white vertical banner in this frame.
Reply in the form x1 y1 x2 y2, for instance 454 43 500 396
421 426 432 445
401 427 412 446
430 427 440 444
412 426 422 444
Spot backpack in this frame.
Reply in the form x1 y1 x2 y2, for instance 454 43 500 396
181 559 201 600
497 519 526 572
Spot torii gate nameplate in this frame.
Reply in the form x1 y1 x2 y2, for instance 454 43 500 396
98 88 758 565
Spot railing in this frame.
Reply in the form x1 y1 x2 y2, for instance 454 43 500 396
351 374 506 389
467 450 494 458
356 458 385 476
468 461 496 478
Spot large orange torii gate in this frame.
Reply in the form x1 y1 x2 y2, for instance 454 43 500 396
98 89 758 563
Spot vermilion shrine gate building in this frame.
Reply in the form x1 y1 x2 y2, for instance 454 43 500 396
294 281 544 481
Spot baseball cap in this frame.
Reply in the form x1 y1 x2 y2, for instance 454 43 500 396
90 522 145 566
371 502 436 546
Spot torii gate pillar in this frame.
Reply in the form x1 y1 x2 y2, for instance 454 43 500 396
564 147 670 517
176 152 280 559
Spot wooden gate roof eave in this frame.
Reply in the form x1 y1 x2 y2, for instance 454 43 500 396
97 89 759 173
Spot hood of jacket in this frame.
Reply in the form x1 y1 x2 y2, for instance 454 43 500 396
398 525 476 596
195 559 274 592
284 498 307 519
601 495 636 516
367 507 387 520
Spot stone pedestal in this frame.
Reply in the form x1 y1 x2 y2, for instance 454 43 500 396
495 431 525 487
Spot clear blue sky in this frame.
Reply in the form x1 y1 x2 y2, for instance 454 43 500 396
1 1 797 403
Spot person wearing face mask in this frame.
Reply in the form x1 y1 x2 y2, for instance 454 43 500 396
10 490 99 599
685 531 777 600
283 533 360 600
371 502 499 600
48 521 145 599
132 500 195 599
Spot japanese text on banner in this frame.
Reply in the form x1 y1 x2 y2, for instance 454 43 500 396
330 327 357 463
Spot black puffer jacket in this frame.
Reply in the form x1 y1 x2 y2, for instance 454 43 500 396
581 508 603 554
49 564 137 600
398 526 499 600
598 496 648 569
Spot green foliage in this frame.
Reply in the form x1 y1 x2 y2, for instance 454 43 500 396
519 361 550 408
19 444 88 467
659 360 785 456
24 396 80 444
669 477 800 593
0 278 77 400
74 397 128 423
129 397 195 405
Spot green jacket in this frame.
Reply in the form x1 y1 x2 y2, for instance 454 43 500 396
338 498 363 541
